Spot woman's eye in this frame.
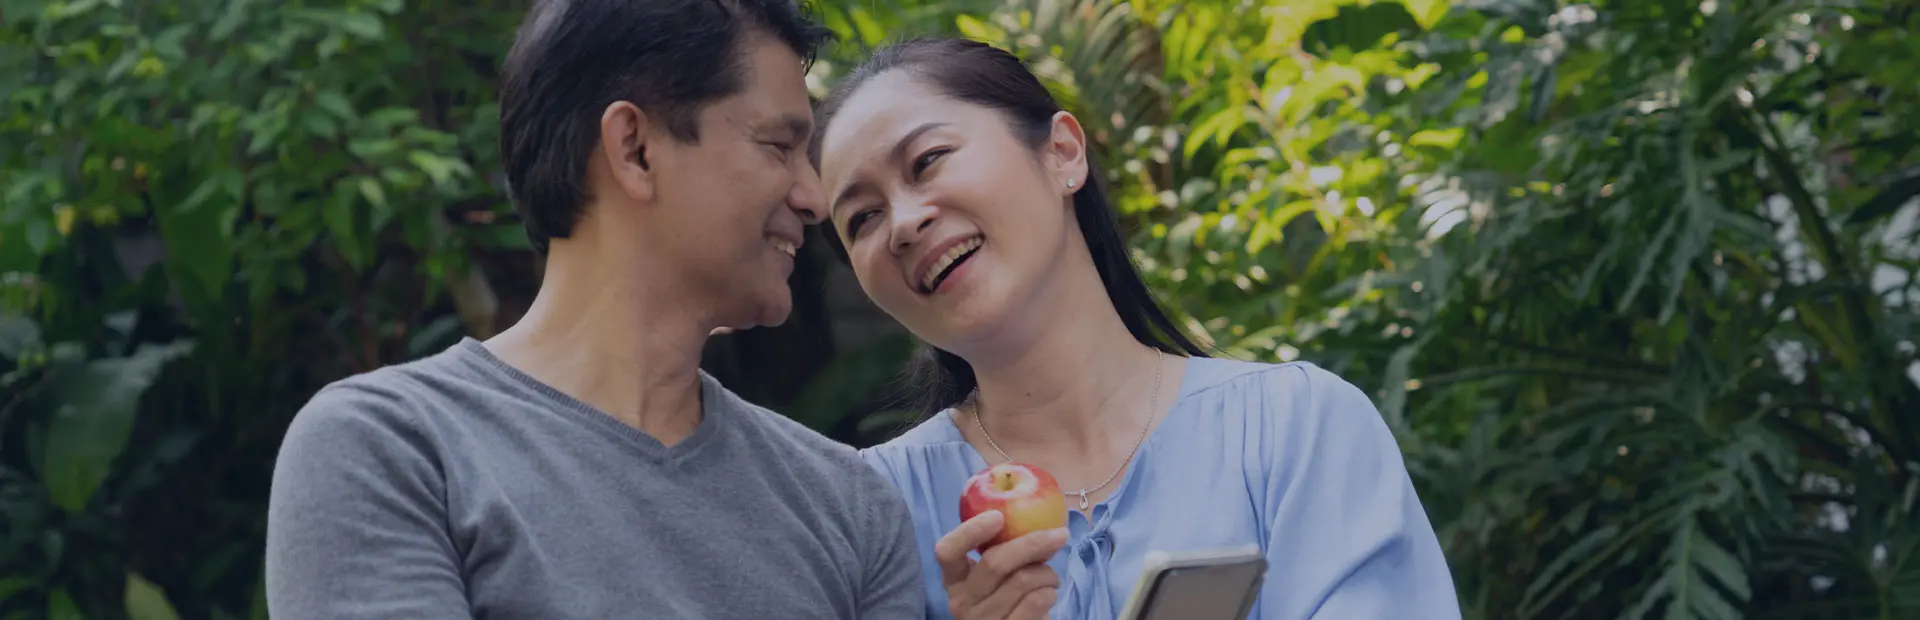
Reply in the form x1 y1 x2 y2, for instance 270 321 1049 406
846 209 877 237
912 148 948 176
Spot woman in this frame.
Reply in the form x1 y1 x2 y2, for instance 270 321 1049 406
812 37 1461 620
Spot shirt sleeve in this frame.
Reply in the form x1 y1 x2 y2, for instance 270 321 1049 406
265 382 472 619
1255 365 1462 620
855 459 932 619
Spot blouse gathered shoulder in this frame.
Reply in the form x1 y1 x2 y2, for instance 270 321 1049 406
858 356 1463 620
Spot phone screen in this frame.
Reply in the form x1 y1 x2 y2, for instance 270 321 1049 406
1133 560 1267 620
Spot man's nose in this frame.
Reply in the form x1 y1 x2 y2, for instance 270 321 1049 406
790 162 827 225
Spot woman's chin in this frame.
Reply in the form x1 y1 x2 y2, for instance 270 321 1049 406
915 298 1025 357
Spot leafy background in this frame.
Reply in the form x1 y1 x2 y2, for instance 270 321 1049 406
3 0 1916 617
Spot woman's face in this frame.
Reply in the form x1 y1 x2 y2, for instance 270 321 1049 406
817 71 1090 353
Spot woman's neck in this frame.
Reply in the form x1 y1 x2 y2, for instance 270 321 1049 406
961 264 1184 461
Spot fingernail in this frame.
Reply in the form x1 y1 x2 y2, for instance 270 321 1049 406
1051 528 1070 543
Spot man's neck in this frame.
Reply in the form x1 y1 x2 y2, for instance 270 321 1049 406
482 242 712 447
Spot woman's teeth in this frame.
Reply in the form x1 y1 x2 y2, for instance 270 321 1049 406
922 237 984 291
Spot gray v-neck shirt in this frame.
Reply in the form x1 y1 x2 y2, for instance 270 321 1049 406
265 338 924 619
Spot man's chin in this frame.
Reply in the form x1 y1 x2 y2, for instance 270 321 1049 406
713 292 793 333
753 299 793 329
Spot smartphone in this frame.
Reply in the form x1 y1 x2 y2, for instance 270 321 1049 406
1115 545 1268 620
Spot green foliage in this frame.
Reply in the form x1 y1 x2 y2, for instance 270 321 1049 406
3 0 522 616
3 0 1916 617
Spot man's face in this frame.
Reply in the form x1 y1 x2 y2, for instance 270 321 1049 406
642 33 825 330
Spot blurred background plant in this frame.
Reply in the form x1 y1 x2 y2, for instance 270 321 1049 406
2 0 1914 617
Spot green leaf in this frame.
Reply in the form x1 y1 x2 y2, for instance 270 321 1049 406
210 0 249 40
1167 213 1203 269
1399 0 1448 29
1377 335 1429 430
46 0 100 20
1408 128 1464 149
302 113 339 139
250 572 269 620
41 341 195 514
337 11 385 40
125 573 181 620
0 312 39 360
0 577 38 603
24 219 55 256
154 24 192 59
364 107 419 130
327 186 366 270
358 177 387 210
1843 167 1920 226
156 188 238 317
1185 105 1247 161
349 138 402 160
848 7 886 47
407 151 469 187
315 91 355 121
46 590 80 620
468 222 532 250
956 14 1003 41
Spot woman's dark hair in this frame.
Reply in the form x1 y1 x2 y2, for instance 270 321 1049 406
813 37 1211 417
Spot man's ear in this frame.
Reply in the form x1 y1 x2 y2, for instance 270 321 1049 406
1045 110 1090 196
599 101 654 204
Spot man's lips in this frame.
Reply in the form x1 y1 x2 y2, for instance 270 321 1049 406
767 231 802 258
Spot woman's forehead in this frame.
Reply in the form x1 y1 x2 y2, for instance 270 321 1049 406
824 77 1004 163
824 74 933 142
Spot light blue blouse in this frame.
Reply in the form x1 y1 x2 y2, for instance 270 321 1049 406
858 356 1462 619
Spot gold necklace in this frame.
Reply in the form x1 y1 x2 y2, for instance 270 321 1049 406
967 351 1165 512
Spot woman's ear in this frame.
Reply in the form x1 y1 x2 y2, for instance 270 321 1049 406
1045 110 1090 196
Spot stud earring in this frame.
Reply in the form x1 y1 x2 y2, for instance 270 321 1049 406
1065 179 1076 188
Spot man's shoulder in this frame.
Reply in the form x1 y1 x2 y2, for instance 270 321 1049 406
704 378 884 481
286 342 488 441
722 391 859 461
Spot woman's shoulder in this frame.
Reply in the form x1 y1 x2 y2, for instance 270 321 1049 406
1177 355 1387 434
856 411 979 487
860 409 971 457
1179 356 1410 500
1181 355 1363 401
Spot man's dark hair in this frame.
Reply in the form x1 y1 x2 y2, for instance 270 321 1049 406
498 0 833 253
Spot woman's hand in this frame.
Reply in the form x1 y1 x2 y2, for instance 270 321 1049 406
935 510 1069 620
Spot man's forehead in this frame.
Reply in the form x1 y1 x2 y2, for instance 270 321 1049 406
708 84 813 136
732 37 814 118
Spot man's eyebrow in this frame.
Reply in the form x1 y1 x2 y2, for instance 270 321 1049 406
828 121 949 220
761 114 812 141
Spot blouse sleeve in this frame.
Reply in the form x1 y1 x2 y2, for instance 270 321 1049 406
1253 364 1462 620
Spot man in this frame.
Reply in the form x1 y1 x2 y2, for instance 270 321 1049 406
263 0 925 617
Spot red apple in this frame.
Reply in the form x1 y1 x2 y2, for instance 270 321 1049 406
959 462 1069 549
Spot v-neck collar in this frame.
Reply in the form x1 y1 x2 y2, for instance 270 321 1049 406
455 338 727 466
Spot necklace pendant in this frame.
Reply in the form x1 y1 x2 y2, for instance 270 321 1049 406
1075 492 1090 511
